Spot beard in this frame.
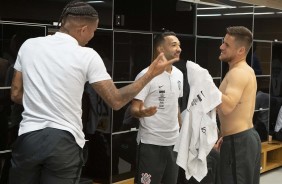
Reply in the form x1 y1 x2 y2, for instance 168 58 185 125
219 54 232 63
165 54 178 61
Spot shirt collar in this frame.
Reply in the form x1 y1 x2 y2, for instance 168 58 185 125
54 32 79 45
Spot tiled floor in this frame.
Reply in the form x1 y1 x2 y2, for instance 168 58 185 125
260 167 282 184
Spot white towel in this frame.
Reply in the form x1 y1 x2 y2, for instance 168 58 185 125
174 61 222 182
275 106 282 132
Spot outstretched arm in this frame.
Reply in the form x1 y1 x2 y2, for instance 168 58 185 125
92 53 179 110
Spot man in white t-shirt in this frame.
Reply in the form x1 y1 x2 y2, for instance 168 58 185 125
8 1 179 184
131 31 183 184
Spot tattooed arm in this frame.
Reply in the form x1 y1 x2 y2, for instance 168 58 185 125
92 53 179 110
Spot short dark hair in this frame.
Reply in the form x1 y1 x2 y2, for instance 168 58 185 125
226 26 253 53
153 29 176 59
154 30 176 48
58 0 99 26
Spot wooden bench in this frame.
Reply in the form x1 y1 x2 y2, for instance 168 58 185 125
261 140 282 173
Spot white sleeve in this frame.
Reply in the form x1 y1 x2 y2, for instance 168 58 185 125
87 51 111 84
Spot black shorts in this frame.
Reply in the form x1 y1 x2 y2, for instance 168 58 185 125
9 127 85 184
220 128 261 184
135 143 179 184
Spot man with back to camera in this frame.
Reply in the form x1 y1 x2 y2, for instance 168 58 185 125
8 1 179 183
216 26 261 184
130 30 183 184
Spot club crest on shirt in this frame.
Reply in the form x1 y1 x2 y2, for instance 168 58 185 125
178 80 181 90
141 173 151 184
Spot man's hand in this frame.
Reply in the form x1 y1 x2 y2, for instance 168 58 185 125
131 100 157 118
147 53 179 78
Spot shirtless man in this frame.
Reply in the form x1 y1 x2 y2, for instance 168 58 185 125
217 26 261 184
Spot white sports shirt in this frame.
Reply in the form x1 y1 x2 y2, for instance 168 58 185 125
134 66 183 146
14 32 111 148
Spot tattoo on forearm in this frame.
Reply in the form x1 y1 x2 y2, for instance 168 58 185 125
93 74 152 109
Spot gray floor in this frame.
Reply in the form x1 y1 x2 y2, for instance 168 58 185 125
260 167 282 184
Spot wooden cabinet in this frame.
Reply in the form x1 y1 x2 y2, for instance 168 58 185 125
261 140 282 173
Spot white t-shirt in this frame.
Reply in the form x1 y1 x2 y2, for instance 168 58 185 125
14 32 111 148
134 66 183 146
